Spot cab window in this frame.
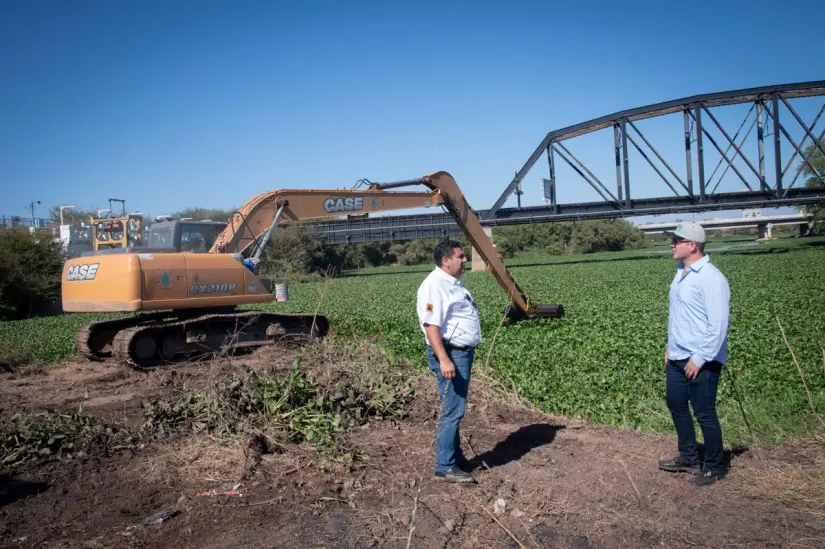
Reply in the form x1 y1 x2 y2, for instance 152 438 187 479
148 227 173 248
180 224 222 252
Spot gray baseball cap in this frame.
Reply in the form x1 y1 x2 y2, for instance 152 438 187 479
665 221 706 243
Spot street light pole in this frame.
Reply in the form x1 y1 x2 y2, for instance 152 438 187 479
59 205 76 226
28 200 41 227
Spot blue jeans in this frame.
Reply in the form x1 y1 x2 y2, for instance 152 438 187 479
665 358 725 473
427 346 474 473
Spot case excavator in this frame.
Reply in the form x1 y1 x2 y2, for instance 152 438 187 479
61 171 563 368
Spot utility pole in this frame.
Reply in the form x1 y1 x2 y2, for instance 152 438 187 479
28 200 41 228
513 172 523 208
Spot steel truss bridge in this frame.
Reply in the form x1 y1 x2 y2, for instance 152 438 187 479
637 214 811 240
310 80 825 245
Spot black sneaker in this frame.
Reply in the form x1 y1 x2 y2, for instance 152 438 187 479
435 466 475 483
658 455 701 474
690 468 727 486
455 455 479 472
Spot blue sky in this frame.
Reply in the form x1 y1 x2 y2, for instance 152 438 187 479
1 0 823 225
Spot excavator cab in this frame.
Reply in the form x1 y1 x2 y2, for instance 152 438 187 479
146 219 226 253
82 219 227 257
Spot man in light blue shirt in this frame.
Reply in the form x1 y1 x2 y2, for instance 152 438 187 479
657 222 730 486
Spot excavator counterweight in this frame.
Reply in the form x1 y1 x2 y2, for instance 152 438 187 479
61 170 562 368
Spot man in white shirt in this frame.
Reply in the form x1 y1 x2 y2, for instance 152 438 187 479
416 239 482 483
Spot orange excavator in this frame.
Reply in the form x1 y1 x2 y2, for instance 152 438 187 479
61 171 563 368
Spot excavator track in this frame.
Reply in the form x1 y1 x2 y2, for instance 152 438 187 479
76 312 172 360
76 310 329 369
109 310 330 369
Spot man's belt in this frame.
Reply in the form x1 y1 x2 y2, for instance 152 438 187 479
442 339 474 351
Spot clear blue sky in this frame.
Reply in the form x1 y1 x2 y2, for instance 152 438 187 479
1 0 823 224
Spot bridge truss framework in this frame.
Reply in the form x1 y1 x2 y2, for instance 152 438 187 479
311 80 825 245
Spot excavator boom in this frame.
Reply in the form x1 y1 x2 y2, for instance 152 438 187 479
211 188 446 255
209 170 562 320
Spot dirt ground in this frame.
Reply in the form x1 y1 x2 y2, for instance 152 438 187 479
1 343 824 549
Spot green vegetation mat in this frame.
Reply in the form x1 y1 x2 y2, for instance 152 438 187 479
2 236 823 445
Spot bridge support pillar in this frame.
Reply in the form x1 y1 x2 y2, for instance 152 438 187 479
471 227 494 272
757 223 773 240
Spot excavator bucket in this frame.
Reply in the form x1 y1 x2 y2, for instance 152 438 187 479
532 303 565 318
503 303 565 322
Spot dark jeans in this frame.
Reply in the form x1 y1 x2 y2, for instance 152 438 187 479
665 358 725 474
427 346 474 473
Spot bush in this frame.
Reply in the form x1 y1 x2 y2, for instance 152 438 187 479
569 219 649 253
495 219 648 257
0 229 67 320
258 225 330 283
258 225 472 280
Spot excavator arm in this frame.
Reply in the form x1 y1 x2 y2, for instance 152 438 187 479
211 187 446 256
403 171 562 320
210 170 563 320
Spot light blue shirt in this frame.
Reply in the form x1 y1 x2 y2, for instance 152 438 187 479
667 254 730 369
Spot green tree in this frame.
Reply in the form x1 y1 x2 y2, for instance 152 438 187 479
0 228 67 319
258 224 330 282
170 207 236 223
796 137 825 233
48 206 97 224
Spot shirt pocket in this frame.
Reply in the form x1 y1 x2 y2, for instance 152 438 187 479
450 291 476 315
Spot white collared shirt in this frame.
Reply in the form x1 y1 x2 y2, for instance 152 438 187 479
416 266 482 348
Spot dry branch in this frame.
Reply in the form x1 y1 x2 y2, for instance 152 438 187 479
471 494 528 549
405 478 423 549
777 317 825 429
619 459 643 504
483 283 517 371
310 266 334 342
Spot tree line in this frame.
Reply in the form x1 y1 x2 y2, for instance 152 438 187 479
255 217 651 283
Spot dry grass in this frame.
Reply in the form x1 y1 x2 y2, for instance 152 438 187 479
136 432 314 490
722 325 825 517
732 435 825 517
137 435 250 489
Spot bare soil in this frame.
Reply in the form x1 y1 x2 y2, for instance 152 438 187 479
1 343 824 549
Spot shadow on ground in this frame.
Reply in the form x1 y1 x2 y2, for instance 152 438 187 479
470 423 564 471
669 444 750 470
0 474 49 507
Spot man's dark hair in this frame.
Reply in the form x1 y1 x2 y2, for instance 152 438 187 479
433 239 463 267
